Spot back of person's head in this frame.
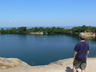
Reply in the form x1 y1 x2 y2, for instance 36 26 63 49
79 33 86 40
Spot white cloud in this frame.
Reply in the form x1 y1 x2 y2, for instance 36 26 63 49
9 20 17 22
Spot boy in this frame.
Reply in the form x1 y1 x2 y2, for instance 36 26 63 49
73 33 89 72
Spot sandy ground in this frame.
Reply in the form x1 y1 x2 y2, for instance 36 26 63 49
0 58 96 72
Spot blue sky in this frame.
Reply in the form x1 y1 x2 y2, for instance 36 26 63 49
0 0 96 27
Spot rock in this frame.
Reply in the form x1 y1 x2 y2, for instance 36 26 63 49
0 57 29 69
29 32 43 35
0 57 96 72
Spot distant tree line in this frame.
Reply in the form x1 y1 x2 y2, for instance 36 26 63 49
0 25 96 34
72 25 96 34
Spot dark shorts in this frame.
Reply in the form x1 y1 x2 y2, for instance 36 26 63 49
73 60 87 70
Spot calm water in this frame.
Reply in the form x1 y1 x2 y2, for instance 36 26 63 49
0 34 96 65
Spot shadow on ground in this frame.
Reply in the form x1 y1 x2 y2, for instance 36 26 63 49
65 67 79 72
65 67 73 72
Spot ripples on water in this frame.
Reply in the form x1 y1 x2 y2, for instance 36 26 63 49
0 34 96 65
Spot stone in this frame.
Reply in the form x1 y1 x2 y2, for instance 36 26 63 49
0 57 96 72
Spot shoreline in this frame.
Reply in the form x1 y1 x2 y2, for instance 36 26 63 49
0 57 96 72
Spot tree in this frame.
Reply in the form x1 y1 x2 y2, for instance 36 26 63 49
17 27 27 34
0 28 5 34
81 25 87 32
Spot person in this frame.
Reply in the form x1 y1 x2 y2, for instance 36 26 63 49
73 33 89 72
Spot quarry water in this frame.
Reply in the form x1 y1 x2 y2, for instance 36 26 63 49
0 34 96 65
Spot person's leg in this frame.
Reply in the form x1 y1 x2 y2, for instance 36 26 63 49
73 67 77 72
80 62 86 72
81 70 85 72
73 60 80 72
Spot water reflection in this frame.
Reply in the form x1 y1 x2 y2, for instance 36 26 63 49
65 34 96 41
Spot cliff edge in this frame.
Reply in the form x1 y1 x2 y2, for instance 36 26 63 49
0 57 96 72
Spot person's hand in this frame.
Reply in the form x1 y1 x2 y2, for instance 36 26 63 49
73 57 75 60
86 56 88 60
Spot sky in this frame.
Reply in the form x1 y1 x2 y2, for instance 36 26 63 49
0 0 96 27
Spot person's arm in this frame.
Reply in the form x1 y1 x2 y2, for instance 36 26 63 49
74 51 77 60
86 43 90 59
86 50 89 59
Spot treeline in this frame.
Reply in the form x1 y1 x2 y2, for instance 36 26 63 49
72 25 96 34
0 27 27 34
0 25 96 34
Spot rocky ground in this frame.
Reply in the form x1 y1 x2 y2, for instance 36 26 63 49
0 57 96 72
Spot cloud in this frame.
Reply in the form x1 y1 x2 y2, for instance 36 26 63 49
9 20 17 22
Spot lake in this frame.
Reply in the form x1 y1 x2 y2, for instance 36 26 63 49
0 34 96 65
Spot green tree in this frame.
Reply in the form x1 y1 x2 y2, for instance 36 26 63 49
17 27 27 34
0 28 5 34
81 25 87 32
